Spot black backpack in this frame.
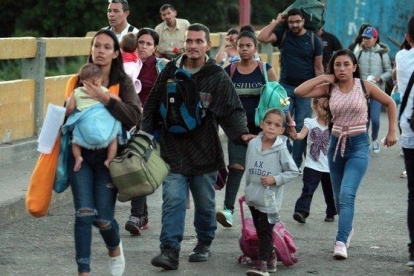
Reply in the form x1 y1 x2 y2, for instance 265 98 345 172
159 63 222 135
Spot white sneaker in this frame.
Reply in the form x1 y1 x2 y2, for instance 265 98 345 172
346 229 354 248
333 241 348 259
109 241 125 276
372 141 380 154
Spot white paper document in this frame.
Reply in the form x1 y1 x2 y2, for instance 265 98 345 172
37 104 66 154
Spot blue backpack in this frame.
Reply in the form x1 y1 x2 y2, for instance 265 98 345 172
159 63 222 134
159 68 204 134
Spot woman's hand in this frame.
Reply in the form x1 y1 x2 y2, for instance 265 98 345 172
261 176 276 186
81 80 111 105
383 130 398 147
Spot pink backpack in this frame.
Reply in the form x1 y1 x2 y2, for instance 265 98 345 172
238 196 298 266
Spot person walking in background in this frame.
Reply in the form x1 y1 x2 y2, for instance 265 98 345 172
244 108 299 276
291 97 337 224
295 49 397 259
215 28 240 66
356 26 392 154
104 0 138 41
395 16 414 268
155 4 190 59
317 28 343 71
120 33 142 94
66 29 141 276
216 30 296 228
348 23 371 54
124 28 168 236
258 9 324 172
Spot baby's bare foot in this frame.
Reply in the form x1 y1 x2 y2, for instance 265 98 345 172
74 157 83 172
104 159 110 169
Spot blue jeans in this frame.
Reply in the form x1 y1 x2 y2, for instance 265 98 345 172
160 172 217 249
368 99 382 140
281 82 312 168
403 148 414 254
294 167 337 218
327 133 370 244
68 149 120 273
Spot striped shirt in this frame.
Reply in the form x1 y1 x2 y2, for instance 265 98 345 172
330 78 368 160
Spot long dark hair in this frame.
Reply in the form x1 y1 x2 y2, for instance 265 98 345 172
327 49 361 79
88 29 127 87
325 49 362 130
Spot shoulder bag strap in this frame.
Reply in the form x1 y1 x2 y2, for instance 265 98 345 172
399 70 414 120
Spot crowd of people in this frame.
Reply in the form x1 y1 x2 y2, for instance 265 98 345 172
59 1 414 275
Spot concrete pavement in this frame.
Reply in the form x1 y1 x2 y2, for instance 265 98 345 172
0 113 413 275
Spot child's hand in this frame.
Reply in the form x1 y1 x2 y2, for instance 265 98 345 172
261 176 276 186
289 127 297 139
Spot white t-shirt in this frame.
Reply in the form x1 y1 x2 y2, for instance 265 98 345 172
396 48 414 148
105 23 138 42
304 118 330 172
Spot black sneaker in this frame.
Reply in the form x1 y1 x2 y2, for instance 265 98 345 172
188 241 211 262
293 212 306 223
125 216 149 235
407 254 414 267
324 216 335 222
151 246 179 270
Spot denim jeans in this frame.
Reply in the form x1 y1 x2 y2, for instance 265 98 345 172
368 99 382 141
281 82 312 168
130 195 148 217
327 133 370 244
294 167 337 218
403 148 414 254
68 149 120 273
160 172 217 249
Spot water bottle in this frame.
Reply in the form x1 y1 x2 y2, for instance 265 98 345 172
264 187 279 224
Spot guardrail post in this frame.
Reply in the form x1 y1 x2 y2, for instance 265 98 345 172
21 39 46 137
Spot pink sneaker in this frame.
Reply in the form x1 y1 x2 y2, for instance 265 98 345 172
346 229 354 248
333 241 348 259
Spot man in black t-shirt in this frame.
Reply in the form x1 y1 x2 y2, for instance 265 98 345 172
258 8 324 170
317 28 343 71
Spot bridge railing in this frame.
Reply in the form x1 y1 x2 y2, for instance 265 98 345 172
0 33 279 151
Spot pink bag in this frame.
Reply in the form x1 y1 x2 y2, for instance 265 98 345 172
238 196 298 266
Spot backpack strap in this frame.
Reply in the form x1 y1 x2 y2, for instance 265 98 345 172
311 31 315 54
257 61 268 83
278 29 288 49
229 61 239 79
360 79 369 100
127 25 135 33
399 70 414 120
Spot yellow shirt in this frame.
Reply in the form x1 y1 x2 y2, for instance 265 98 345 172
155 18 190 55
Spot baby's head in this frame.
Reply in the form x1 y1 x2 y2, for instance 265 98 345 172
312 97 328 118
260 108 286 140
120 33 138 54
78 63 103 86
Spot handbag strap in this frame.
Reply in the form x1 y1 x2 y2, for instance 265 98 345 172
399 70 414 121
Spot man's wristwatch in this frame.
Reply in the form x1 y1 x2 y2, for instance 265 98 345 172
287 120 296 127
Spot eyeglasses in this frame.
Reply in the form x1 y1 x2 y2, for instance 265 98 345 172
108 0 129 10
287 20 303 25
